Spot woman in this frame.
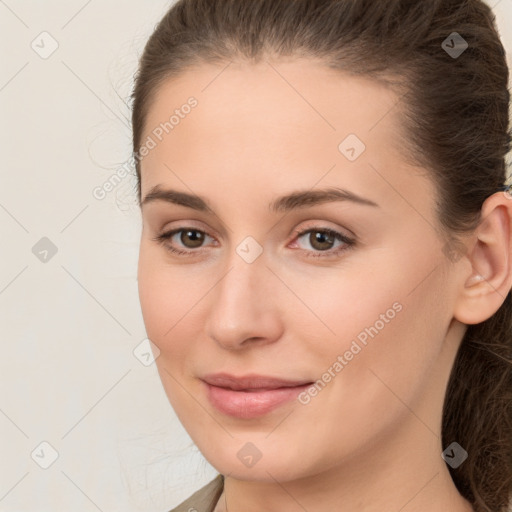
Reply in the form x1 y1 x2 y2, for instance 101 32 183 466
130 0 512 511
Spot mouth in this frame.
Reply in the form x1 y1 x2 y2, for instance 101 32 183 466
201 373 314 419
201 373 313 390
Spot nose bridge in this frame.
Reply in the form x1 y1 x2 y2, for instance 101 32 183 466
214 250 268 324
205 246 282 349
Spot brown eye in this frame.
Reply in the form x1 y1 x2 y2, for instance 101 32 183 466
179 229 205 248
153 227 215 256
308 230 336 251
292 227 355 259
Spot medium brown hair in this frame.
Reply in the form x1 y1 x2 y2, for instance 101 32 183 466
130 1 512 510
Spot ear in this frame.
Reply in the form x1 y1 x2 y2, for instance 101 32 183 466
453 190 512 325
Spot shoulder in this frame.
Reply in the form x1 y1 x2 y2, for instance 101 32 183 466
167 474 224 512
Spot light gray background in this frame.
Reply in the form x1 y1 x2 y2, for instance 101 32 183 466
1 1 511 511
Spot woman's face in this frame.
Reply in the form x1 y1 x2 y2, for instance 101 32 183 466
137 59 465 482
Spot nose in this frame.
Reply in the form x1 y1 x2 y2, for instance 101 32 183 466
204 253 284 351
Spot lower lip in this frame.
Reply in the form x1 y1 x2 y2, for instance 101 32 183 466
203 381 312 419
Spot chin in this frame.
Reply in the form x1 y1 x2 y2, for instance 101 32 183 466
195 437 315 482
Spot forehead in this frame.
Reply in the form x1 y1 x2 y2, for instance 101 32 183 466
142 58 402 148
139 58 433 217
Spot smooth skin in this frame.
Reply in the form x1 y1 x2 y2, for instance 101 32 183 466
137 58 512 512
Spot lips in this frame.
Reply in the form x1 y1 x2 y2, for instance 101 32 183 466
201 373 314 419
201 373 313 391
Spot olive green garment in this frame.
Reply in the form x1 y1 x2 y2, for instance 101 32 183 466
168 474 224 512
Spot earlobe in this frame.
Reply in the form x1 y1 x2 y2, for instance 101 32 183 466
453 192 512 325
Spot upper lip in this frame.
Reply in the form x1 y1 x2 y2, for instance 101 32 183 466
201 373 313 391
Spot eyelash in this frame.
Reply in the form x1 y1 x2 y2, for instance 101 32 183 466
152 226 356 259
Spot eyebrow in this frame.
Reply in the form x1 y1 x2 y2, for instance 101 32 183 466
141 185 379 213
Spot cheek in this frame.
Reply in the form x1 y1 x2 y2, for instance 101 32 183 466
277 260 405 362
137 249 202 415
137 245 213 363
138 247 184 346
284 279 448 467
288 246 448 408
